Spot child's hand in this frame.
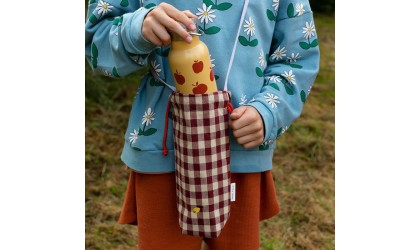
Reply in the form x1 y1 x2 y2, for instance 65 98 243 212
142 3 197 46
229 106 265 149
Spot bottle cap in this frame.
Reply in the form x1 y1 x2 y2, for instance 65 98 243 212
171 18 202 41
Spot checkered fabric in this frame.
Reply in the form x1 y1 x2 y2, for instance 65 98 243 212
170 91 231 238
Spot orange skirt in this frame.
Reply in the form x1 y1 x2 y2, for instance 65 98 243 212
118 170 280 250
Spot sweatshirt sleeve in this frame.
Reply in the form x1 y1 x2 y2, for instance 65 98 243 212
85 0 157 77
246 0 320 144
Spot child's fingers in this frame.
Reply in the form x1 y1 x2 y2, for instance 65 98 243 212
142 21 163 46
158 13 193 43
182 10 198 22
147 31 163 46
236 132 263 145
230 106 264 149
232 123 263 139
160 3 196 31
142 3 195 45
151 24 172 46
230 106 247 120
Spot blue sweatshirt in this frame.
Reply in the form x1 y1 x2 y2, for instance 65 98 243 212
85 0 320 173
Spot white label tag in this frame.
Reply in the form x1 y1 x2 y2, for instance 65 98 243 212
230 183 236 202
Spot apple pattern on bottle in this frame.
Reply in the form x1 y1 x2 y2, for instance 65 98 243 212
172 59 213 94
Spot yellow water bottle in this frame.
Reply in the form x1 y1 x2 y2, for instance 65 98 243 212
168 23 217 94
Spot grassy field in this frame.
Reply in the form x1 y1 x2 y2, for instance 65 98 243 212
85 13 335 250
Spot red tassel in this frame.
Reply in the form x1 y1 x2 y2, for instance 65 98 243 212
227 102 234 114
162 95 172 156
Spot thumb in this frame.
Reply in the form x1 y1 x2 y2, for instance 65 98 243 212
230 106 247 120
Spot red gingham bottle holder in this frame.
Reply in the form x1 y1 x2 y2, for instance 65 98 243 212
169 91 232 238
156 0 249 238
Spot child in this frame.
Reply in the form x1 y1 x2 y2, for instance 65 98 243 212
85 0 319 249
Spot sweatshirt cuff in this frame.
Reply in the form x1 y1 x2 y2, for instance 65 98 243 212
122 6 157 55
246 101 276 145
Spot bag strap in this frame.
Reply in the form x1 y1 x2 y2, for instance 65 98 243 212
224 0 249 91
150 68 176 92
162 92 173 156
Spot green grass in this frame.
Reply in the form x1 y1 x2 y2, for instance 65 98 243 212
85 13 335 250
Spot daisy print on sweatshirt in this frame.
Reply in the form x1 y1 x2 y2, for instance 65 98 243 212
264 93 280 109
271 46 287 61
239 17 258 47
300 20 318 50
267 0 279 21
270 45 303 69
151 60 161 75
239 94 248 105
287 53 301 63
286 2 305 18
281 70 296 85
131 107 157 150
203 0 232 11
256 49 268 77
265 75 281 91
284 52 303 69
129 129 139 144
259 141 270 151
280 70 296 95
295 3 305 16
88 0 114 24
149 60 164 87
196 3 220 35
194 1 232 35
95 0 113 16
300 85 313 103
209 54 220 80
277 125 289 138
